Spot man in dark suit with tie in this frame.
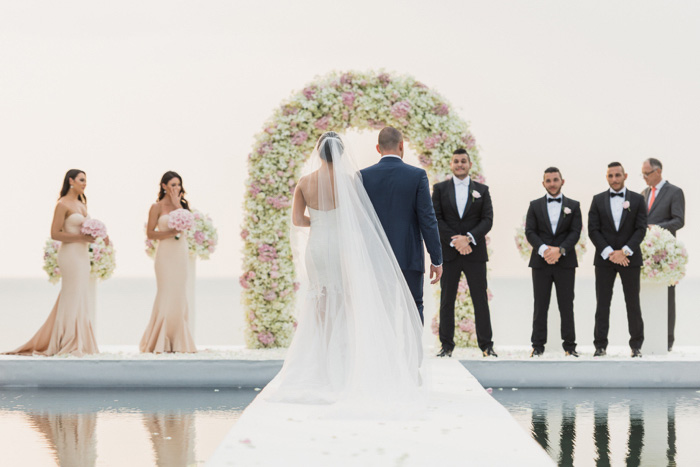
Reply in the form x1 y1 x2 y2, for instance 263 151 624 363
432 148 497 357
640 158 685 351
360 126 443 324
525 167 582 357
588 162 647 358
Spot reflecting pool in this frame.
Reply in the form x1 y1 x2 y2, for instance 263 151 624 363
492 388 700 467
0 388 258 466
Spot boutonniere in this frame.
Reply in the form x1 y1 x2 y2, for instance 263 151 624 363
472 190 481 202
622 200 631 211
563 207 572 216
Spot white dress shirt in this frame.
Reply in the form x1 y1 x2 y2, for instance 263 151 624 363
537 194 563 257
450 176 476 247
601 187 633 260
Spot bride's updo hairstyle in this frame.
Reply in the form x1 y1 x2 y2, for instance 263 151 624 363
317 131 344 163
157 171 191 211
59 169 87 204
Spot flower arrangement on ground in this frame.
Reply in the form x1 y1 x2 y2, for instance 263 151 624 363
641 225 688 286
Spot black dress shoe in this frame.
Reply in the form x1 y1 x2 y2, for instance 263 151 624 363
436 348 453 358
593 348 606 357
565 350 579 358
631 348 642 358
483 346 498 358
530 348 543 357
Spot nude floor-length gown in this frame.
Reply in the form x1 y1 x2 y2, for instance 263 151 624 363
139 214 197 353
7 213 99 356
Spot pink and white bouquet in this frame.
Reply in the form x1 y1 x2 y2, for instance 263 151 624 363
514 216 588 261
167 208 195 240
42 237 116 283
641 226 688 286
145 209 217 259
81 218 108 239
186 210 218 260
42 239 62 284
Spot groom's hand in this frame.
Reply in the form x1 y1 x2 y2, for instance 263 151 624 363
430 264 443 284
451 235 472 255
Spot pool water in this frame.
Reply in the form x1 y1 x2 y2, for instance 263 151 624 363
0 388 258 466
492 388 700 467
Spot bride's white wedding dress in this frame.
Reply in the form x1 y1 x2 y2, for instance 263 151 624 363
262 134 425 410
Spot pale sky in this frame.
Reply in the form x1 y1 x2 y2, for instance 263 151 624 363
1 1 698 278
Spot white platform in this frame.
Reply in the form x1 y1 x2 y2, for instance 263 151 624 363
206 359 554 467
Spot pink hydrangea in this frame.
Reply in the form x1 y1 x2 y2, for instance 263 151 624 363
340 73 353 85
433 103 449 116
257 332 275 346
377 73 391 86
258 244 278 262
391 100 411 119
459 319 476 334
263 291 277 301
342 92 355 107
424 132 447 150
240 229 249 240
367 119 386 129
194 231 205 245
168 209 195 232
266 195 291 209
291 131 309 146
314 115 331 130
302 86 316 99
239 276 250 289
81 219 108 238
462 133 476 150
257 142 273 155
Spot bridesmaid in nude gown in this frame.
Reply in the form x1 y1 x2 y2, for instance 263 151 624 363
7 169 100 356
140 171 197 353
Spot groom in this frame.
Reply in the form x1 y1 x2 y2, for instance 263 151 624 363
361 126 443 323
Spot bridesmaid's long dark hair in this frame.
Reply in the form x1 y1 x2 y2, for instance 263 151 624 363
157 171 190 210
59 169 87 204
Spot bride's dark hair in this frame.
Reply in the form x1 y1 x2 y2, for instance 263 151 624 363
157 171 190 210
59 169 87 204
318 131 343 163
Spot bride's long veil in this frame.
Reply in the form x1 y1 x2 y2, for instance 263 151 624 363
267 133 424 409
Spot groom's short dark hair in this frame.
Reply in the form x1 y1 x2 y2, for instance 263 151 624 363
378 127 403 151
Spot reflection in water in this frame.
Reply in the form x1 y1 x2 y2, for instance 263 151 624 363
144 413 195 467
0 388 257 466
493 389 700 467
593 402 610 467
26 412 97 467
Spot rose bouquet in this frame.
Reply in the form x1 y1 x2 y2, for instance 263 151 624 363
514 216 588 261
186 210 218 260
641 226 688 286
81 218 108 239
43 237 116 282
167 209 195 240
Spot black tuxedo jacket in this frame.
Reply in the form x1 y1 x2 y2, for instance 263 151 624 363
588 189 647 268
525 195 582 269
432 178 493 263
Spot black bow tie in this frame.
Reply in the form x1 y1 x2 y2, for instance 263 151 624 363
610 192 624 198
548 198 562 203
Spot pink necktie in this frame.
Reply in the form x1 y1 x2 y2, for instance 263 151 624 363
648 186 656 211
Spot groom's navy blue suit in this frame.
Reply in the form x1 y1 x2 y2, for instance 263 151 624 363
360 156 443 323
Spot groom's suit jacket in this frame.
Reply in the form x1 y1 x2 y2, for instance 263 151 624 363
641 181 685 236
431 178 493 263
360 156 442 272
588 189 647 268
525 195 582 269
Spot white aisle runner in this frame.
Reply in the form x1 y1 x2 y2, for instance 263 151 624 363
207 359 554 466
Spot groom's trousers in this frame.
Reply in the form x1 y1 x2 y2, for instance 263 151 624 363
439 257 493 351
402 270 424 325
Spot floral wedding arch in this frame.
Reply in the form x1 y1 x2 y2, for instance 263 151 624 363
240 70 484 348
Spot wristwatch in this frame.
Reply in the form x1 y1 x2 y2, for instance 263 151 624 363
560 247 566 256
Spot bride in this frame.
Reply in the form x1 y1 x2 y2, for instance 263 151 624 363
263 132 425 406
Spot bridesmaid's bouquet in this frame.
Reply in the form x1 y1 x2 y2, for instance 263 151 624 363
145 209 218 260
167 209 195 240
186 210 218 260
43 239 62 284
641 226 688 286
42 237 116 283
81 218 108 239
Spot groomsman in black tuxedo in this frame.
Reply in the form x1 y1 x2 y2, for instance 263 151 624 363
525 167 581 357
640 158 685 351
588 162 647 358
432 149 497 358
